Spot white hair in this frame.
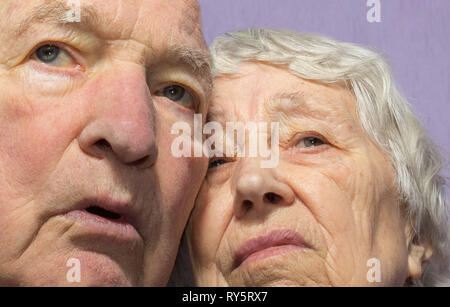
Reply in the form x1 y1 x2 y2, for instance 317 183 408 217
207 28 449 286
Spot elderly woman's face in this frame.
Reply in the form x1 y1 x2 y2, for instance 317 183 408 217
187 62 410 286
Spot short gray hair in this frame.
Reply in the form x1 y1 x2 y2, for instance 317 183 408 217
208 28 449 286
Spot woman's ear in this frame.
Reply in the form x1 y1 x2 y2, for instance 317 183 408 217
407 242 433 280
405 221 433 280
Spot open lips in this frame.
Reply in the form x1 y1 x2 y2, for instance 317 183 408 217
85 206 122 220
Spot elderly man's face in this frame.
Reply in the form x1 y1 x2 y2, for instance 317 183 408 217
187 62 410 286
0 0 210 286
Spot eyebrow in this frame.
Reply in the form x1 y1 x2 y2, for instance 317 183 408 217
207 91 322 124
15 1 106 37
164 44 212 92
265 91 328 122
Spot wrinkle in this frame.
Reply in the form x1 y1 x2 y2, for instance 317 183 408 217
129 2 143 42
14 199 48 262
324 246 353 285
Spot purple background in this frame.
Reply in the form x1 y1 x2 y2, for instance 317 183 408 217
198 0 450 193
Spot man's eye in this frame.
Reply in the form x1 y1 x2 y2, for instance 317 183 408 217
158 85 195 109
33 44 75 67
208 158 229 169
296 137 324 148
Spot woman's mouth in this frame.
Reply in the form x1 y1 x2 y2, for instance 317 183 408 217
233 229 311 269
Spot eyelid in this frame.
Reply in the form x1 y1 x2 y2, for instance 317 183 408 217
292 131 328 146
208 156 234 170
154 82 201 111
149 68 207 112
28 41 84 70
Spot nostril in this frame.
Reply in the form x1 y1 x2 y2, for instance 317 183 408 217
264 192 282 204
243 200 252 212
127 155 149 166
94 139 112 150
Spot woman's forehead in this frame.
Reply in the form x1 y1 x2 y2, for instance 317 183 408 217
210 62 357 124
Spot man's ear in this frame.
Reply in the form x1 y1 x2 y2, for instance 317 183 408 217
405 222 433 280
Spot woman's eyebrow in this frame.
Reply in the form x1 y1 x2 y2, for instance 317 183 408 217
265 90 359 140
265 91 329 122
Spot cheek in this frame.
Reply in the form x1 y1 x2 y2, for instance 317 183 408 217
285 149 404 284
0 83 80 198
154 106 208 235
284 160 356 238
282 159 375 282
156 154 205 217
0 81 80 267
189 183 233 265
17 64 86 98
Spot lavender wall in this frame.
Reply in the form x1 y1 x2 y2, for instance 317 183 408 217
199 0 450 192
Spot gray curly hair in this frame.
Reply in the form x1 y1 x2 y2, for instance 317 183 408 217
202 28 449 286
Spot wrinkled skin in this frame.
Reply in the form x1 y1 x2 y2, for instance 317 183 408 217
186 62 431 286
0 0 210 286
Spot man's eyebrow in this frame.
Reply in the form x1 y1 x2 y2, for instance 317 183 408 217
164 44 212 91
15 1 106 37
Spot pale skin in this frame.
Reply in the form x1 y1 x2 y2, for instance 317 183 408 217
186 62 432 286
0 0 210 286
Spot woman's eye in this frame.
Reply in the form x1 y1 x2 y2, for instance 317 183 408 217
33 44 76 67
208 158 229 169
158 85 195 109
296 137 324 148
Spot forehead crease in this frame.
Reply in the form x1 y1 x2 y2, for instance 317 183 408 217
15 0 67 35
3 2 20 16
15 0 111 37
179 0 203 38
265 91 329 119
265 90 361 136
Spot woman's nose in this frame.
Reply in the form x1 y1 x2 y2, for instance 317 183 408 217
233 159 295 219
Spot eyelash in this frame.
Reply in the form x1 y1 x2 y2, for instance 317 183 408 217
154 82 201 111
208 156 236 170
291 132 329 152
28 41 83 71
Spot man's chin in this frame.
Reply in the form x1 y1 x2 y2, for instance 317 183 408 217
56 250 141 286
9 250 140 286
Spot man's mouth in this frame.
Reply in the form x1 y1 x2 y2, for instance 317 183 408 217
85 206 122 220
61 198 142 241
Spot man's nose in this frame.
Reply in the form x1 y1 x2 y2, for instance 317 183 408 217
78 68 157 168
233 159 295 219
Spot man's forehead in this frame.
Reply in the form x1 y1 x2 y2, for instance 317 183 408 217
180 0 203 36
9 0 203 42
5 1 208 65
